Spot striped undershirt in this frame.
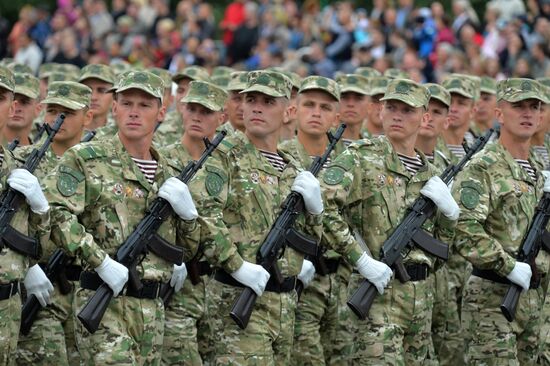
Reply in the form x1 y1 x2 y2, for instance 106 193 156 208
532 146 550 169
342 138 354 148
260 150 286 172
447 144 466 159
516 159 536 181
310 156 331 169
131 157 158 184
425 153 434 163
0 153 3 166
397 153 424 175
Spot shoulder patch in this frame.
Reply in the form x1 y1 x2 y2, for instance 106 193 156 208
57 165 85 197
323 165 346 185
460 181 482 210
204 165 226 196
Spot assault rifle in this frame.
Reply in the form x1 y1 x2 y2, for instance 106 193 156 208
0 114 65 260
77 131 226 334
347 126 495 319
7 139 19 151
81 130 97 143
500 192 550 322
230 124 346 329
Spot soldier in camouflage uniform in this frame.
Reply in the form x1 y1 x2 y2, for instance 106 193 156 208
449 78 549 365
355 67 381 78
4 72 41 147
195 70 328 365
277 76 353 365
362 76 390 138
43 71 201 365
276 69 301 142
221 71 247 137
471 76 498 138
78 64 116 142
155 66 210 147
160 80 228 366
335 74 370 145
321 79 459 365
0 66 51 366
16 81 93 366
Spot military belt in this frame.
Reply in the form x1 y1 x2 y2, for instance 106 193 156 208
0 281 19 300
315 258 340 276
80 271 168 299
214 270 297 293
472 268 542 289
404 263 430 282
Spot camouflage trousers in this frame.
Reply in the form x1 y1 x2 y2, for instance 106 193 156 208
16 284 78 366
73 288 165 366
539 293 550 365
207 278 297 365
163 275 212 366
292 262 353 366
461 275 544 365
0 291 21 366
350 271 438 365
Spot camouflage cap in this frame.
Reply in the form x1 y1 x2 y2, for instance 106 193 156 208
336 74 369 95
425 83 451 107
212 66 235 78
240 70 292 99
355 67 382 78
7 62 33 75
270 68 301 90
443 74 477 99
48 71 79 83
0 66 15 92
114 70 164 102
497 78 547 104
39 63 59 79
368 76 390 97
78 64 115 85
480 76 497 95
54 63 81 76
41 81 92 110
14 73 40 99
298 76 340 101
211 75 231 88
182 81 228 112
172 66 210 83
384 68 410 79
380 79 429 108
111 61 132 76
148 67 173 89
227 71 248 91
537 77 550 104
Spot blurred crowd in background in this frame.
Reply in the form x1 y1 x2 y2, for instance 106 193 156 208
0 0 549 83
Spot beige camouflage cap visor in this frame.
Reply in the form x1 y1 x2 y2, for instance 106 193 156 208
41 81 92 110
14 73 40 99
380 79 429 108
115 71 164 103
240 70 292 99
497 78 546 103
182 81 228 111
299 76 341 101
425 83 451 107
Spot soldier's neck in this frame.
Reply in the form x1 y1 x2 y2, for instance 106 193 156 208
442 126 467 145
279 122 296 142
415 135 437 156
88 115 108 130
499 134 531 160
246 131 279 153
297 131 328 157
531 130 546 146
342 121 362 141
181 133 212 160
3 127 31 146
365 120 383 136
119 134 154 160
474 118 492 132
389 136 416 157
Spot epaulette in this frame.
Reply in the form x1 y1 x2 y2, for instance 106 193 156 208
75 143 108 160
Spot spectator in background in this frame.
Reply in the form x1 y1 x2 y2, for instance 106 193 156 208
87 0 113 41
111 0 127 23
531 41 550 78
220 0 246 47
0 11 10 59
452 0 479 38
228 1 259 64
14 30 43 74
8 5 36 55
30 5 51 49
396 0 414 30
51 29 86 67
412 7 436 59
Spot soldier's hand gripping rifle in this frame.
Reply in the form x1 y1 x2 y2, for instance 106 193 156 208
0 114 65 260
347 126 495 320
500 191 550 322
77 131 227 334
230 124 346 329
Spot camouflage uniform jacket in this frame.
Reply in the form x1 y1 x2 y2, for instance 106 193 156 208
154 110 183 148
197 133 323 276
321 136 456 268
0 146 49 283
451 141 550 277
44 134 200 281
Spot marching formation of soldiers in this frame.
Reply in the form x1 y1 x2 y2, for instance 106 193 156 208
0 58 548 366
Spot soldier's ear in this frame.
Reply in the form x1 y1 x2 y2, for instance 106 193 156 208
83 108 93 128
494 106 504 125
284 104 296 125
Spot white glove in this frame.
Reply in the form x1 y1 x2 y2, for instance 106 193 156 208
506 262 532 291
24 264 54 307
542 171 550 193
158 177 198 221
7 169 49 214
420 176 460 220
291 171 323 215
170 263 187 292
355 252 392 295
297 259 316 288
94 255 129 297
230 261 270 296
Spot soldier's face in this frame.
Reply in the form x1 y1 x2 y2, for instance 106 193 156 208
381 99 427 143
81 78 113 118
243 92 288 139
45 104 91 143
8 94 39 130
225 91 245 131
366 94 383 128
113 89 166 141
339 92 369 126
475 92 496 124
182 102 223 140
497 99 541 140
296 90 339 138
0 89 15 132
175 79 191 114
448 94 474 130
420 100 449 139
